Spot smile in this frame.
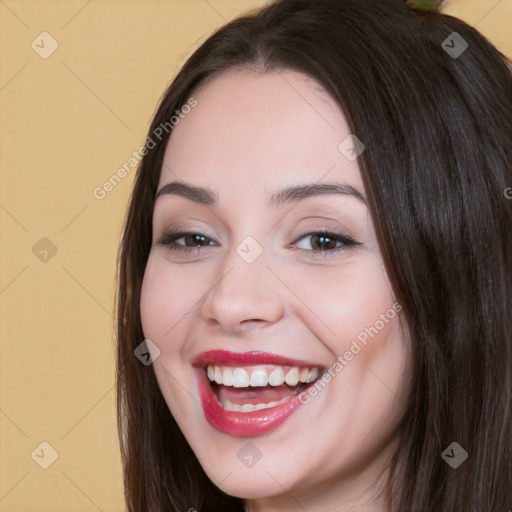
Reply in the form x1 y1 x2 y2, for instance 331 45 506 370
193 350 324 436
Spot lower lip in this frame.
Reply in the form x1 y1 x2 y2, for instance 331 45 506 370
194 368 308 437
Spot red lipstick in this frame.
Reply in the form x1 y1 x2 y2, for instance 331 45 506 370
193 350 320 368
193 350 323 437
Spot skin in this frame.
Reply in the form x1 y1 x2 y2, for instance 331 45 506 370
140 69 410 512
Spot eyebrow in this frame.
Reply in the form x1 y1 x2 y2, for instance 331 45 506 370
155 181 366 208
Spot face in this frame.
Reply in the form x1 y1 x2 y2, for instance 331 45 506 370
140 70 410 510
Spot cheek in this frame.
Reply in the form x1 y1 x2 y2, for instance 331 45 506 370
139 256 195 351
279 256 399 355
284 260 407 474
139 257 201 421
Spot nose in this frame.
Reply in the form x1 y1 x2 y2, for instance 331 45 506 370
200 245 285 333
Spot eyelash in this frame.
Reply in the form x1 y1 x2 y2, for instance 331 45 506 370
154 229 361 257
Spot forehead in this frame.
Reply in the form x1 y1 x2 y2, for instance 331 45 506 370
160 70 364 200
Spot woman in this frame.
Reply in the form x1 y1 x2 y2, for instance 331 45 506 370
116 0 512 510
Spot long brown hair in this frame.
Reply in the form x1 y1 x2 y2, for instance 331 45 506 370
116 1 512 510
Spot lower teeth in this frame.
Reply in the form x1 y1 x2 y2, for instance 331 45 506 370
220 394 293 412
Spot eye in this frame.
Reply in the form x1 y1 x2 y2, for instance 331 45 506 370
292 231 360 255
154 229 361 257
154 230 215 253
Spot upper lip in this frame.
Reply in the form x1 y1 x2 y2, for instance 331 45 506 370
193 350 324 368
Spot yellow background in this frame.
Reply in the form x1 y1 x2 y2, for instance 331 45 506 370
0 1 510 510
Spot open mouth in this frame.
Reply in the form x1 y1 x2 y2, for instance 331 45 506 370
193 350 326 436
206 364 322 412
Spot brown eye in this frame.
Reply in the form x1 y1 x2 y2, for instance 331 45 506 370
155 231 216 253
293 231 360 255
182 233 210 246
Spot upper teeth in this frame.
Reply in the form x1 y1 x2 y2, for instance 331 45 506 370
206 365 319 387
